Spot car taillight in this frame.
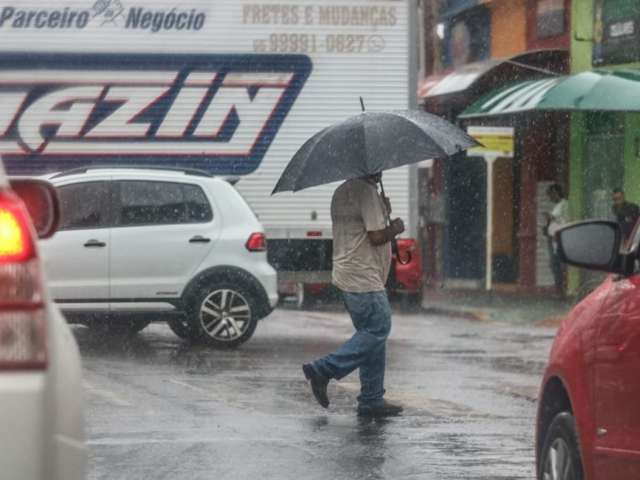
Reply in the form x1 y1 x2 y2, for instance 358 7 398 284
0 191 46 369
246 232 266 252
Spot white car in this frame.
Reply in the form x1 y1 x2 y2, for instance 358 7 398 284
40 166 278 347
0 165 86 479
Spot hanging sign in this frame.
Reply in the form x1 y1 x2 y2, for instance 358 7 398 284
466 126 514 158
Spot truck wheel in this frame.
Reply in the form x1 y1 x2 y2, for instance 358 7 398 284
186 283 259 348
166 317 197 340
404 292 423 309
88 318 151 336
296 282 306 309
539 412 583 480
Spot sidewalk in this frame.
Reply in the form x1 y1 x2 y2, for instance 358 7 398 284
421 288 573 326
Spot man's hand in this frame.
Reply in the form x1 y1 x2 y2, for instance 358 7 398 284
390 218 405 235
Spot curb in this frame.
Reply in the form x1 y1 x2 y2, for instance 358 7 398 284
421 304 568 326
421 305 492 322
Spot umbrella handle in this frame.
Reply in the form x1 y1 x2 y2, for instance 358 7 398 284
379 178 412 265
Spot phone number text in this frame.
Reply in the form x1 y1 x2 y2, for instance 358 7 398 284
253 33 386 54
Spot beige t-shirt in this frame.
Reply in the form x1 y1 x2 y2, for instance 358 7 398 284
331 178 392 293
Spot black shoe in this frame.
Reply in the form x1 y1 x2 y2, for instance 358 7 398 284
357 400 403 418
302 363 330 408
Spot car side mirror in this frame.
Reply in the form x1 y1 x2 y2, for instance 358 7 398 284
556 221 622 273
9 179 60 239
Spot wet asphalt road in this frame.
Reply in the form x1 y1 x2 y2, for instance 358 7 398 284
76 304 556 480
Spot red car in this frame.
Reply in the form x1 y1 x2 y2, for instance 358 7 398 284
536 220 640 480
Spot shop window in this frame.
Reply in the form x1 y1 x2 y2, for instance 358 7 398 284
583 112 625 220
536 0 566 38
441 6 491 68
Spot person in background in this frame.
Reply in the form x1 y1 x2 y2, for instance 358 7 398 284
612 188 640 241
544 184 569 296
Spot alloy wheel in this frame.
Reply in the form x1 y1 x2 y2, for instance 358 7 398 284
543 438 575 480
199 289 252 342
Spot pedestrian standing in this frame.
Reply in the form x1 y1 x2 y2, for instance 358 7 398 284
302 172 405 417
543 184 569 296
612 188 640 241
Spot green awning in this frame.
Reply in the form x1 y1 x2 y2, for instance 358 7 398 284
460 69 640 119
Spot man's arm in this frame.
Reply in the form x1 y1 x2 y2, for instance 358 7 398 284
368 218 405 246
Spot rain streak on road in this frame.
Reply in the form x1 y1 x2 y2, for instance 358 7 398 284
80 306 555 480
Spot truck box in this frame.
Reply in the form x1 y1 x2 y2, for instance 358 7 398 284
0 0 420 294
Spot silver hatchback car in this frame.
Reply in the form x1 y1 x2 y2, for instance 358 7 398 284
40 166 278 348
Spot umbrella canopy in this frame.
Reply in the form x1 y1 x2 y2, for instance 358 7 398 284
460 69 640 119
272 109 478 194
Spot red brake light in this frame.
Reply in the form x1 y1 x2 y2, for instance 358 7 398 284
0 193 34 263
0 191 46 369
246 232 266 252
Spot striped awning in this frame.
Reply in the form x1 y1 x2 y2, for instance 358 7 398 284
460 69 640 119
459 78 562 118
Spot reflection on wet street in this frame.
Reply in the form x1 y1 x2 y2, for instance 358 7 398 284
78 306 555 480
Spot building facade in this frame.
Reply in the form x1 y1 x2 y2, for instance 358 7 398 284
567 0 640 294
419 0 571 294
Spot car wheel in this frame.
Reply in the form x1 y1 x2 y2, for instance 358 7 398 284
166 317 197 340
187 283 258 348
88 318 151 336
539 412 584 480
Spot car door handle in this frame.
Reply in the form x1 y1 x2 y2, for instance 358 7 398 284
189 236 211 244
84 240 106 248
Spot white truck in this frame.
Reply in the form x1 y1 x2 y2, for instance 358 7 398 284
0 0 422 300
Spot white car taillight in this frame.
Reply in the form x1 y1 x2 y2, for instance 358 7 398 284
0 191 46 369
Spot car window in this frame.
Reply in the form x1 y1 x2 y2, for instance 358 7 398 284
116 181 212 227
58 182 111 231
183 184 214 223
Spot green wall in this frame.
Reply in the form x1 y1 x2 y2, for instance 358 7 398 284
567 1 591 294
571 0 593 74
624 113 640 202
568 0 640 294
570 0 640 204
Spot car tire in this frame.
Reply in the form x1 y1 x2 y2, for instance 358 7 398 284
88 318 151 336
539 412 584 480
166 317 197 340
186 282 259 348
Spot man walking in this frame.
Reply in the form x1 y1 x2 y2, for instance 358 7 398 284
612 188 640 241
302 172 405 417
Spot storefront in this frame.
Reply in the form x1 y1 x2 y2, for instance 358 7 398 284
459 67 640 293
566 0 640 293
418 50 568 290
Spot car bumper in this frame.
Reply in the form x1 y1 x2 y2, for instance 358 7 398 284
253 261 279 310
54 434 88 480
0 372 86 480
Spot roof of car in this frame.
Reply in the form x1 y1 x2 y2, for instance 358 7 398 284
42 166 238 184
48 165 213 179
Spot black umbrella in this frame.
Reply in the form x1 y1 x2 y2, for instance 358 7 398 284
272 107 479 194
272 104 479 263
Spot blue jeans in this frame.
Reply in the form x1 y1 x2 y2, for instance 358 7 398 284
312 291 392 408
